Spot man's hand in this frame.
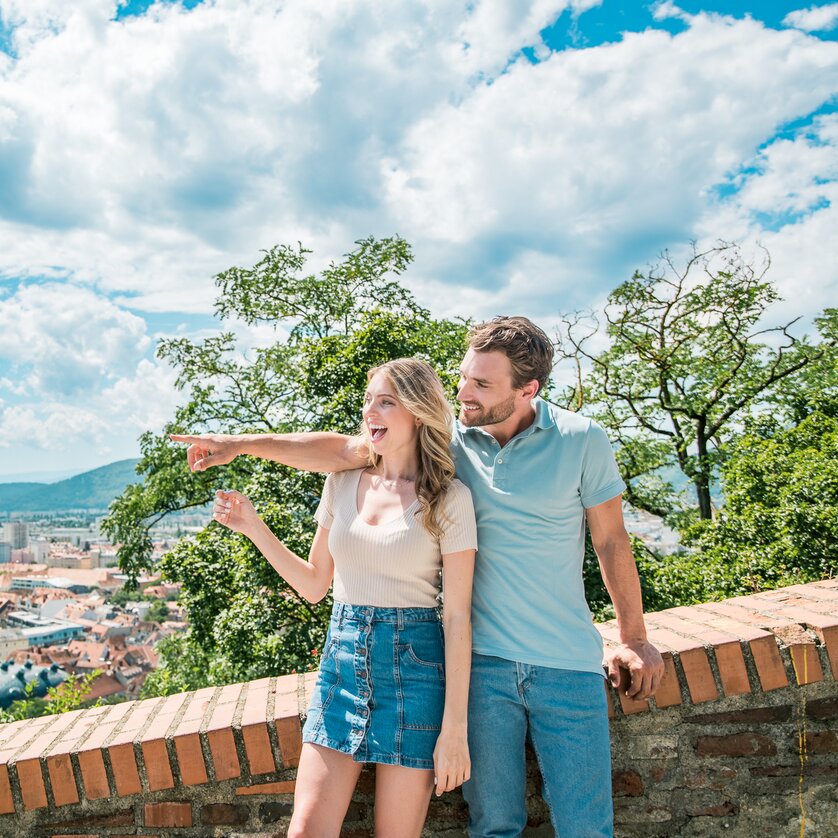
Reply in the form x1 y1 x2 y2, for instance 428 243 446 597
170 434 239 472
604 639 664 701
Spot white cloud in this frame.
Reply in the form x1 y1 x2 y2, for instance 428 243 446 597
0 283 150 395
0 1 836 473
0 2 834 324
0 403 110 450
693 113 838 324
783 4 838 33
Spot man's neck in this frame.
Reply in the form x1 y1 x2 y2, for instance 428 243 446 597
481 401 537 448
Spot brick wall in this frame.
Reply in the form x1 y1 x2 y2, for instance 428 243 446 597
0 579 835 837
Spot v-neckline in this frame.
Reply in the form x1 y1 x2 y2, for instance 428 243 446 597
353 468 420 528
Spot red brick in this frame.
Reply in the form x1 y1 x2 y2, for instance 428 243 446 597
174 733 208 786
778 635 824 686
691 607 774 641
714 641 751 697
207 728 240 781
16 758 48 809
236 779 296 795
0 718 52 752
614 666 650 714
77 749 110 800
612 769 643 797
108 698 162 747
142 738 174 791
276 715 302 768
819 625 838 678
680 648 718 703
272 681 299 722
142 707 178 744
144 801 193 827
751 764 838 778
687 801 739 817
644 624 704 654
695 733 776 757
749 635 788 691
0 764 13 814
241 683 271 727
50 810 133 829
653 653 682 708
108 742 142 797
46 753 79 806
241 722 276 775
807 696 838 720
201 802 249 825
684 706 791 725
806 731 838 754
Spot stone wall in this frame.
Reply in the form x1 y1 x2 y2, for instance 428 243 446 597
0 579 835 837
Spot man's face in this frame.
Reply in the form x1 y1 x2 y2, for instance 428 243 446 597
456 349 519 427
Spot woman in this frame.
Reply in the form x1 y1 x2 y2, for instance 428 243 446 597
210 358 476 838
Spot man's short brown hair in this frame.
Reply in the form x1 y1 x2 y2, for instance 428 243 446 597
467 316 554 393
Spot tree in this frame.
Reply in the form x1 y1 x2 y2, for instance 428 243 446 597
682 391 838 595
102 237 469 693
145 598 170 624
556 243 836 520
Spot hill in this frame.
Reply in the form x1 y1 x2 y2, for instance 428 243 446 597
0 459 141 512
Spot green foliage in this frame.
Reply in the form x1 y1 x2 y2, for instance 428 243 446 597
556 245 836 520
145 599 170 624
0 672 102 723
103 237 469 695
682 395 838 595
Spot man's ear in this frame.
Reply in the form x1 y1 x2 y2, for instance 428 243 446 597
521 379 540 401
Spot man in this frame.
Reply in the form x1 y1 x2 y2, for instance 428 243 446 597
173 316 663 837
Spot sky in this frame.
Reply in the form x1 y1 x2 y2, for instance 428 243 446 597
0 0 836 479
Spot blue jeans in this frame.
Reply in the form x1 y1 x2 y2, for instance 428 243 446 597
463 654 613 838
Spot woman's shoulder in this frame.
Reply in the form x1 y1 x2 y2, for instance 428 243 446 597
326 468 364 490
442 478 475 508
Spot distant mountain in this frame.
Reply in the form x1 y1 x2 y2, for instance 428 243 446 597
0 468 82 484
0 459 141 512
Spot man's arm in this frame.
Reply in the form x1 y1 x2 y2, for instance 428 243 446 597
586 495 664 701
169 432 369 473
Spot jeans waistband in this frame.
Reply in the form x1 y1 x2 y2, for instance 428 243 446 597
332 601 441 626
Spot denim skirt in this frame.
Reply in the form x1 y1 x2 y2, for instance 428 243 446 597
302 602 446 770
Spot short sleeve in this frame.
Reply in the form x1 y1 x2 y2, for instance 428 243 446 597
438 480 478 555
580 422 627 509
314 472 338 529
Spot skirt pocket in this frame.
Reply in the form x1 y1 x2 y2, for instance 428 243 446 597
397 640 445 732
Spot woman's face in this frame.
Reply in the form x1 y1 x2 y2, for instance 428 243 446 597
362 372 419 457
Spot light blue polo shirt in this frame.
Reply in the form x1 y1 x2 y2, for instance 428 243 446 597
451 397 626 675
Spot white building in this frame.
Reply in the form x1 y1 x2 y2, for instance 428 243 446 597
2 523 28 550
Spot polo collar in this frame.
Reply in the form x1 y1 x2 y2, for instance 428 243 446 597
458 397 554 437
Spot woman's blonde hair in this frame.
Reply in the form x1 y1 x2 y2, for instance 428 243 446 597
360 358 455 539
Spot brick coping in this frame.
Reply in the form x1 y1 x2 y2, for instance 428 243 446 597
0 578 835 817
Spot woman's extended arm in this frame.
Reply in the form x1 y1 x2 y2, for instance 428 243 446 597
171 432 369 474
213 490 334 603
433 547 475 796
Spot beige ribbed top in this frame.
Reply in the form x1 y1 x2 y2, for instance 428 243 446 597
314 468 477 608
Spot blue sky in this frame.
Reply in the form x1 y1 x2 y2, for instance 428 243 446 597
0 0 836 478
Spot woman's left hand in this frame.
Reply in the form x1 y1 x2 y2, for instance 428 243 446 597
432 726 470 796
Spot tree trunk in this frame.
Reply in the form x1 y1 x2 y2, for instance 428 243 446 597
695 427 713 520
695 479 713 520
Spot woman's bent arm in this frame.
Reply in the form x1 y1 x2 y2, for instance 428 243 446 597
214 490 334 603
434 548 475 795
247 520 335 604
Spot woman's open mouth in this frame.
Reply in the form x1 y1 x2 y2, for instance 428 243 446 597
369 423 388 442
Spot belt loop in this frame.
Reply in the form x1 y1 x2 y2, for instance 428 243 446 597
397 609 404 631
337 603 344 630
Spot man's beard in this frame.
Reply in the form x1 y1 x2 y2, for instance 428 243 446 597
458 393 517 427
